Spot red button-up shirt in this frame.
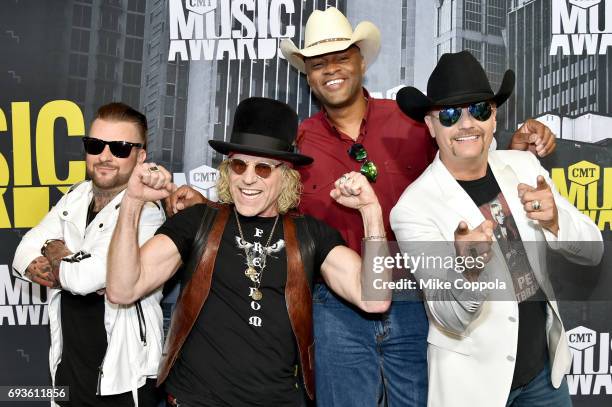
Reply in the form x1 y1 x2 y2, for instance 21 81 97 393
297 91 436 253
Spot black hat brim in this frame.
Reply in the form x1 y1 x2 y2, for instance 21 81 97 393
396 87 435 123
209 140 314 166
397 69 515 123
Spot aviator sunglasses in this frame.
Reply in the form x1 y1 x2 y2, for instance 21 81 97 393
348 143 377 182
228 158 283 179
432 101 493 127
82 136 143 158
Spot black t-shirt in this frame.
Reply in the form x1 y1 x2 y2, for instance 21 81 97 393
55 203 107 406
156 204 344 406
55 202 157 407
458 166 548 390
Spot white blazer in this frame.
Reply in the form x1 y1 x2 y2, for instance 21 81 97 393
12 181 165 406
390 150 603 407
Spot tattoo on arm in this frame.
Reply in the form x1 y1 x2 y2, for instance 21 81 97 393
25 256 60 288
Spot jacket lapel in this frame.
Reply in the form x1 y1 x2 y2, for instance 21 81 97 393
59 182 93 239
83 189 126 238
430 155 486 234
488 152 536 243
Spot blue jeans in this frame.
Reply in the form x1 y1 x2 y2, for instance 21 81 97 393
506 361 572 407
313 283 428 407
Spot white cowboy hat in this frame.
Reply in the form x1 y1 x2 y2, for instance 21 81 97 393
280 7 381 73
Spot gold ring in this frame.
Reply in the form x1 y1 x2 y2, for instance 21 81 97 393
149 166 160 173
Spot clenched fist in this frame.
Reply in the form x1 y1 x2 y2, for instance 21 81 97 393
164 185 206 216
330 172 380 212
126 162 176 203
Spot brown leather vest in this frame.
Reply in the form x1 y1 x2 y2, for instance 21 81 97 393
157 203 316 400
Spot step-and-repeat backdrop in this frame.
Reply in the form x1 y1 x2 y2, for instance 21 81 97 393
1 1 611 405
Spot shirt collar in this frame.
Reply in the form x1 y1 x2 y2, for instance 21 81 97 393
320 88 371 141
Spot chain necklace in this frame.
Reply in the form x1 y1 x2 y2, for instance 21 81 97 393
234 207 280 301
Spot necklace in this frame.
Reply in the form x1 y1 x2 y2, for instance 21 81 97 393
234 207 280 301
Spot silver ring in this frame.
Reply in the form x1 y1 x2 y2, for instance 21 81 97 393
532 200 541 211
339 174 349 184
149 166 160 173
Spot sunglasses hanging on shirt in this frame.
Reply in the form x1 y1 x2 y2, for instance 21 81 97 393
347 143 378 182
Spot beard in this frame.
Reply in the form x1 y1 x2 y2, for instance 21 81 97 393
87 164 131 190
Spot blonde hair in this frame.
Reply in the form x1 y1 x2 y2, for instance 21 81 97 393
216 159 302 214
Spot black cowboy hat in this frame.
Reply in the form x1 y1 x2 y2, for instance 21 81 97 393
209 97 313 166
396 50 515 122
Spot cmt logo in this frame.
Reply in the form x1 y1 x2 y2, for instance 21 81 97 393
567 325 597 350
186 0 216 15
189 164 219 201
192 171 217 184
568 160 600 185
551 160 612 231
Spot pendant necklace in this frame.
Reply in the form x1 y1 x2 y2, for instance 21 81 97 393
234 207 280 301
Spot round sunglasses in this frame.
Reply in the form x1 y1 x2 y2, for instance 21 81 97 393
228 158 283 179
82 136 143 158
432 101 493 127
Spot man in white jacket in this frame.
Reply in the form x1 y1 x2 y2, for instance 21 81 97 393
12 103 165 406
390 51 604 407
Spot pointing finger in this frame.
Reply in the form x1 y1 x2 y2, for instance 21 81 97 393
455 221 470 236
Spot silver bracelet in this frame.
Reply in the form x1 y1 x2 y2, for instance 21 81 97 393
363 235 386 241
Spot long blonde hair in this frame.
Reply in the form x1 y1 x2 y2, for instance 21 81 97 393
216 159 302 214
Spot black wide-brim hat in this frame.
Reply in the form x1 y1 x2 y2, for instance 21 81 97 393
209 97 313 166
396 50 515 122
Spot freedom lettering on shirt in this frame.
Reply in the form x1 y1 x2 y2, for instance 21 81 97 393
235 226 285 328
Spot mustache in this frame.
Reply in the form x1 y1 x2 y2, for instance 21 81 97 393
452 129 485 140
93 163 118 170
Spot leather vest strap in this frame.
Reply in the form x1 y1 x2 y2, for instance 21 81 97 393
157 205 230 385
283 215 315 400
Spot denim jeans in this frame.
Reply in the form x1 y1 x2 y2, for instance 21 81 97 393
313 283 428 407
506 361 572 407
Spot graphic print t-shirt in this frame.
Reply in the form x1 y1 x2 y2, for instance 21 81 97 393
156 204 344 406
458 166 548 390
